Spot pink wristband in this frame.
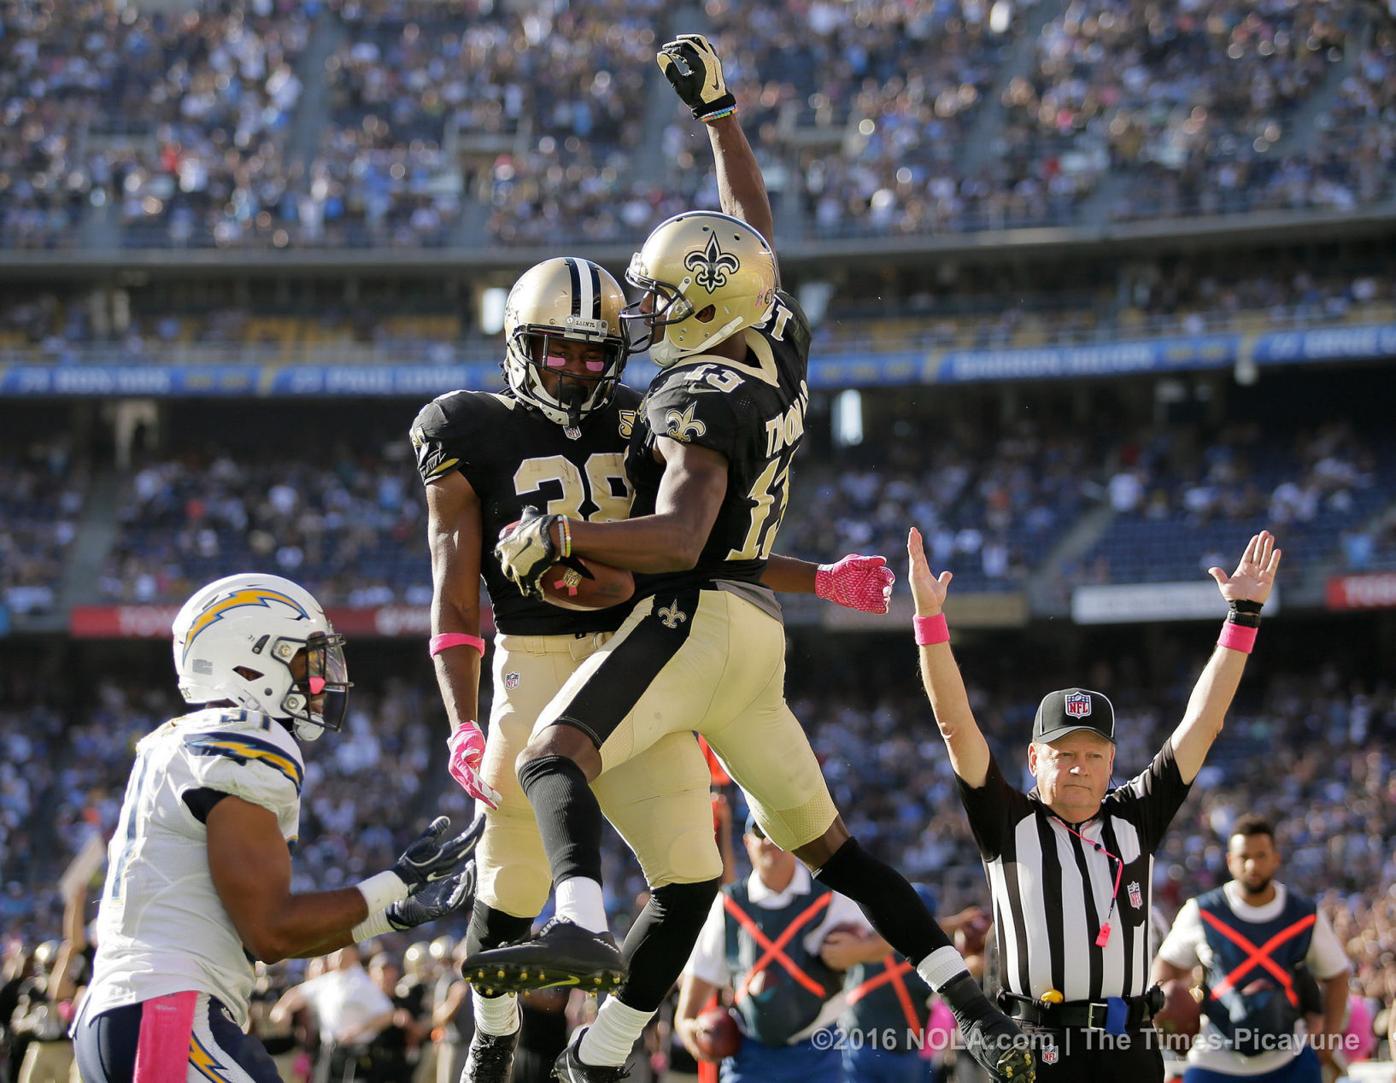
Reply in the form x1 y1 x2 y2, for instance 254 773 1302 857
1217 621 1258 654
430 633 486 658
913 613 950 646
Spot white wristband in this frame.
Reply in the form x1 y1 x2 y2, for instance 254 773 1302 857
356 870 409 914
351 910 394 942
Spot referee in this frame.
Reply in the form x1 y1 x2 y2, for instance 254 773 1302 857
905 529 1281 1082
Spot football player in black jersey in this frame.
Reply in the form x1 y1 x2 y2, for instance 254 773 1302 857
414 255 895 1083
472 34 1035 1083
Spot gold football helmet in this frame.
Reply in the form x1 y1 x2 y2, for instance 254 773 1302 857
503 257 629 428
623 211 777 367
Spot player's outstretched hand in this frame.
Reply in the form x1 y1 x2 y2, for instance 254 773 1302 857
815 554 895 614
386 862 476 932
907 527 953 616
1208 530 1281 605
446 721 501 810
495 505 561 598
392 815 485 892
657 34 737 122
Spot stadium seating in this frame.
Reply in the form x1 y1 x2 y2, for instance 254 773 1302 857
3 0 1391 247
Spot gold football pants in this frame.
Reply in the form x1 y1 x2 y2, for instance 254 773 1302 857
477 630 723 917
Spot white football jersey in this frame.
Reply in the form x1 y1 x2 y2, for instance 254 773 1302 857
84 708 304 1028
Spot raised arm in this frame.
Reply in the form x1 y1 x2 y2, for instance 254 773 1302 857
1169 531 1281 784
657 34 776 252
907 527 992 786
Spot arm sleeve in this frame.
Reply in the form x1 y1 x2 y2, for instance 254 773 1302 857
410 397 473 486
1306 911 1350 980
1109 742 1194 852
181 731 303 819
955 755 1034 861
1156 899 1205 970
686 895 731 987
644 378 744 462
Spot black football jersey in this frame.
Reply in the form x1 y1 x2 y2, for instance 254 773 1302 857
627 290 812 599
411 388 641 635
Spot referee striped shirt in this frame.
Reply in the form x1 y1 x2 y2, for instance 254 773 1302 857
957 744 1192 1003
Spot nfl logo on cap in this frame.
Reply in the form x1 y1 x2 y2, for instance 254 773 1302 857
1064 691 1092 718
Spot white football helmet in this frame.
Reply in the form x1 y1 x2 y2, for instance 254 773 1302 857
172 573 350 741
502 257 629 428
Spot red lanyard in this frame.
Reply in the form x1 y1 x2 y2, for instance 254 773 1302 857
1055 818 1125 947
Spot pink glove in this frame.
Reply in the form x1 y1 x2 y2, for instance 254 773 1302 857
446 722 501 810
815 554 895 614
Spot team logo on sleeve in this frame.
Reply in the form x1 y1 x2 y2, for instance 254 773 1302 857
1064 692 1092 718
683 234 741 293
664 403 707 442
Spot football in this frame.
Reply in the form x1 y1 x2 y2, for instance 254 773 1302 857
540 555 635 612
1152 979 1203 1040
694 1006 742 1061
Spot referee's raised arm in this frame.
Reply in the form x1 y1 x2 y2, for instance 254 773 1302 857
1167 530 1282 783
906 527 991 787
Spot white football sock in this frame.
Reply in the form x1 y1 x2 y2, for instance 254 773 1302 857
579 998 655 1066
473 989 519 1036
916 945 970 991
556 876 609 933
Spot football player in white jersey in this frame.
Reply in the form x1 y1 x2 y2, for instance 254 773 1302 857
73 573 483 1083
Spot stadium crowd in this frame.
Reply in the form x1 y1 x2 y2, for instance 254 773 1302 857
2 257 1391 369
3 0 1393 248
0 407 1368 613
97 441 427 609
0 441 85 619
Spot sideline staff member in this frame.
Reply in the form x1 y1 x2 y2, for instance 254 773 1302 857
906 529 1282 1082
1154 815 1350 1082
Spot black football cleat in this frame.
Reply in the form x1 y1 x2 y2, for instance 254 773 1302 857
462 918 627 995
552 1026 631 1082
462 1026 519 1083
958 1009 1036 1081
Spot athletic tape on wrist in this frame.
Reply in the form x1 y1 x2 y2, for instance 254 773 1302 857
351 910 394 942
356 870 409 914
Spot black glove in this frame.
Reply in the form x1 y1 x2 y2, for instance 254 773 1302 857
386 862 476 932
494 505 562 599
657 34 736 122
391 815 484 891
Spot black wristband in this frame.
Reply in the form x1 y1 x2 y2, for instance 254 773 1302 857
1227 599 1263 627
694 93 737 121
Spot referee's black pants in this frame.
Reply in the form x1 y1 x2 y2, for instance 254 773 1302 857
1024 1024 1164 1083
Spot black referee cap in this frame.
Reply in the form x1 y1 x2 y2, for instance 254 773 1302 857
1033 688 1115 744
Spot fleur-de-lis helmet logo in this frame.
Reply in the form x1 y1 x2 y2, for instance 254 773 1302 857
683 232 741 294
